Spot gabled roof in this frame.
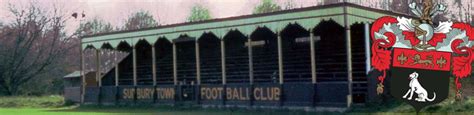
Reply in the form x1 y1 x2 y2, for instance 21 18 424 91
81 2 413 50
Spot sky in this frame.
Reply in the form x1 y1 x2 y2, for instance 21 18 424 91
0 0 472 34
0 0 320 34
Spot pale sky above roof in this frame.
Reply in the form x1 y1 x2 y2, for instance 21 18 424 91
0 0 321 34
1 0 472 34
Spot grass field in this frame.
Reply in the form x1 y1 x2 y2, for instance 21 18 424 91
0 95 64 108
0 94 473 115
0 105 341 115
1 106 474 115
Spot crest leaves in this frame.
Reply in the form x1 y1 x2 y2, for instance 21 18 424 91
371 16 398 41
371 43 391 71
452 54 472 78
402 31 420 46
452 23 474 40
428 33 447 46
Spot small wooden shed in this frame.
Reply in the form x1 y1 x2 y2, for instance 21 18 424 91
63 71 97 103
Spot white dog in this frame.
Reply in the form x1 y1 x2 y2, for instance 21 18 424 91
402 72 436 102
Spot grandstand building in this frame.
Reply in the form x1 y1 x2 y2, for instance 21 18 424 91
78 3 411 108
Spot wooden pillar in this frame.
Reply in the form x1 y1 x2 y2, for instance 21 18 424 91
364 23 371 74
152 45 157 86
247 37 254 84
173 42 178 85
115 50 119 86
310 30 317 84
195 41 201 85
133 46 137 86
221 39 226 85
80 48 85 103
277 32 283 84
96 49 102 87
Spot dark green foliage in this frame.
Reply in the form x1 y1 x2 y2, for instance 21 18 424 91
187 4 212 22
253 0 281 14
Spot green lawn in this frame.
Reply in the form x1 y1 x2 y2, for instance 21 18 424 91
0 95 473 115
0 108 228 115
0 106 336 115
0 108 115 115
1 107 474 115
0 95 64 108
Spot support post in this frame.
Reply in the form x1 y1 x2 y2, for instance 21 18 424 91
96 49 102 87
114 50 119 104
221 39 226 85
344 4 353 108
309 30 318 107
247 37 254 84
195 41 201 85
277 32 283 84
133 46 137 86
346 27 353 108
364 23 371 74
115 51 119 86
173 42 178 85
310 30 317 84
80 48 85 103
96 49 102 104
152 45 157 86
247 36 255 106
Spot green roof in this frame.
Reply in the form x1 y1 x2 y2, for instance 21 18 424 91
81 3 411 50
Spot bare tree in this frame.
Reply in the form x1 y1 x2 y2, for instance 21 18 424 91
283 0 297 10
0 2 74 95
390 0 410 15
122 10 158 30
75 18 114 36
322 0 340 5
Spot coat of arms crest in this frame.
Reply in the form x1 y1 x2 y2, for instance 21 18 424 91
371 0 474 111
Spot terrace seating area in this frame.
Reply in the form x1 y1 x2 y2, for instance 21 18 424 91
176 42 197 85
155 55 174 84
351 29 369 103
314 45 349 82
118 55 134 85
252 46 279 83
103 37 366 85
200 50 222 84
136 59 153 85
101 33 368 104
114 53 175 85
113 51 154 86
225 48 250 84
282 44 312 82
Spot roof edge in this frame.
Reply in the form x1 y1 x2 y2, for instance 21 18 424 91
81 2 414 39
